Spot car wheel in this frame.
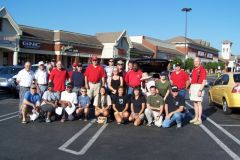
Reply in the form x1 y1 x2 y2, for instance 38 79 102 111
222 99 232 115
208 93 214 106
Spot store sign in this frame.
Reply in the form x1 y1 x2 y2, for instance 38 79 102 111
66 48 79 53
20 40 41 49
197 51 213 59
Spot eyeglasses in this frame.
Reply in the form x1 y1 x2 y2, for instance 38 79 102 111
117 64 123 65
81 90 87 93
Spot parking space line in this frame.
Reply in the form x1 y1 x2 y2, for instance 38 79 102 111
186 101 240 147
0 114 18 122
59 119 108 156
0 111 19 118
58 119 96 151
219 125 240 127
78 123 108 155
186 106 240 160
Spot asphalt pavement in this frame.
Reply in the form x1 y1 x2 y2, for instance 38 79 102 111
0 77 240 160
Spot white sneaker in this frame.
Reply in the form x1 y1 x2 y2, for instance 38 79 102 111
155 116 163 127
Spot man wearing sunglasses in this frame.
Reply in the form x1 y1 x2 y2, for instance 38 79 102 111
162 86 186 128
84 56 106 100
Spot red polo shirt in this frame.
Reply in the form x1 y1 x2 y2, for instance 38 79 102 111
191 65 207 84
49 68 69 92
170 70 190 89
125 70 142 87
84 64 106 83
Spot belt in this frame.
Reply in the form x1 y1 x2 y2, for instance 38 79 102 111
89 82 100 84
38 84 47 86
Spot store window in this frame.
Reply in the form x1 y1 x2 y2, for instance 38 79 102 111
35 54 54 64
3 52 8 66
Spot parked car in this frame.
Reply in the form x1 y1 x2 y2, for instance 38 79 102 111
133 58 169 78
0 66 24 92
208 72 240 114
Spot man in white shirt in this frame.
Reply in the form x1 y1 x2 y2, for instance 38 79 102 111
105 59 115 80
34 61 48 96
58 82 78 122
16 61 35 115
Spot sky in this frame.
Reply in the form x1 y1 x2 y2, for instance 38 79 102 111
1 0 239 54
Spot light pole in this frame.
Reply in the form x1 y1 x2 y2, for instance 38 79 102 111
181 7 192 59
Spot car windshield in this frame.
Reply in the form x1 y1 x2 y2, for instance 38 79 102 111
233 74 240 83
0 68 9 74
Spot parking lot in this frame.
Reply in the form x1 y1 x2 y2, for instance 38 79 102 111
0 77 240 160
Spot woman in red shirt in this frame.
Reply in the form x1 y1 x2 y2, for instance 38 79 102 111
189 57 207 125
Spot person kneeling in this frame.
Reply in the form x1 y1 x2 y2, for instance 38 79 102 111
40 82 59 123
94 87 112 123
58 82 77 122
145 86 164 127
129 87 146 126
162 86 185 128
112 87 129 124
21 84 41 124
76 87 91 121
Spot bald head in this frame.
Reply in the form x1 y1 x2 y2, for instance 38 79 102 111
24 62 31 71
194 57 201 68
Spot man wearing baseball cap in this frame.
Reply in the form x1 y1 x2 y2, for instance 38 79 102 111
170 62 190 98
68 62 77 79
21 84 41 124
71 63 85 95
35 61 48 96
162 86 186 128
84 56 106 99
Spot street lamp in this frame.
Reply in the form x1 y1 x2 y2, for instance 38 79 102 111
181 7 192 59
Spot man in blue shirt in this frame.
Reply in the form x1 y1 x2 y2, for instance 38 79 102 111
71 63 85 95
21 84 41 124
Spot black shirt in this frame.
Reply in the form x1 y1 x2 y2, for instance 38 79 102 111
131 96 146 113
112 95 129 111
165 94 185 113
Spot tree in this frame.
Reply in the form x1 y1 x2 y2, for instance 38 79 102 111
170 58 183 69
184 58 194 71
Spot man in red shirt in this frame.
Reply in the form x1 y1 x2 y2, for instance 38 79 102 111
49 61 69 93
170 62 190 98
125 62 142 95
189 57 207 125
84 56 106 100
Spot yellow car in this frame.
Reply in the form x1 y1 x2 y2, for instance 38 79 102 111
208 72 240 114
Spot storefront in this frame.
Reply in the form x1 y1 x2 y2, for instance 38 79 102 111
0 7 103 67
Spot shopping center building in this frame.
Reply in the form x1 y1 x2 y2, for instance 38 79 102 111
167 36 219 63
0 7 103 67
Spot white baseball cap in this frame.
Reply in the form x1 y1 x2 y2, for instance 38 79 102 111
38 61 44 66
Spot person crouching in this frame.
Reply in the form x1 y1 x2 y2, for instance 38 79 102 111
93 87 112 123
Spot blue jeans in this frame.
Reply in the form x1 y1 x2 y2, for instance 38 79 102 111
162 112 185 128
127 87 134 95
178 89 186 98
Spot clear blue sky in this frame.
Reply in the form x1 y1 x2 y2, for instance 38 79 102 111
1 0 239 54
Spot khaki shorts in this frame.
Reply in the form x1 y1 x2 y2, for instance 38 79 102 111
189 84 205 102
87 82 101 99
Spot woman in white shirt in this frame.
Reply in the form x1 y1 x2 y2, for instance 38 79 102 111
94 87 112 122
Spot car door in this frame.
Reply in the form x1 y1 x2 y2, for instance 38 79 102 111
217 74 229 103
211 75 223 104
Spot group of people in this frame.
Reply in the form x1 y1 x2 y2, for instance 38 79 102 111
16 56 206 128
